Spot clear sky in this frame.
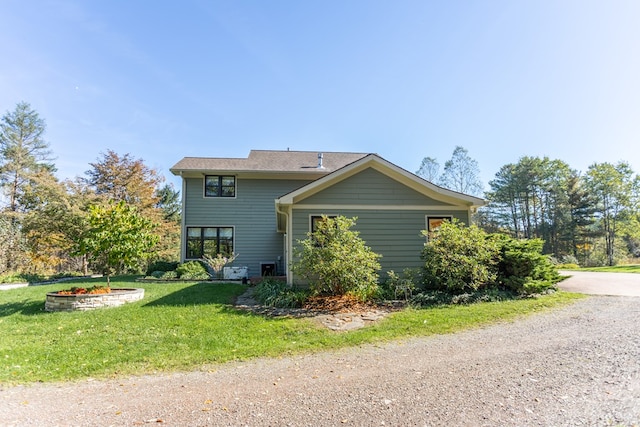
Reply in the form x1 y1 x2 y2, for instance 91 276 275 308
2 1 639 192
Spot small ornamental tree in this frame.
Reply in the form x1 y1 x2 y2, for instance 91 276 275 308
292 215 381 301
421 219 499 292
78 201 159 285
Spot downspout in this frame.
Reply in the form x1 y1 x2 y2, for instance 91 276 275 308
180 172 187 262
275 201 292 285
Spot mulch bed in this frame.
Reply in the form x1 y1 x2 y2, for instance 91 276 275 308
303 294 395 313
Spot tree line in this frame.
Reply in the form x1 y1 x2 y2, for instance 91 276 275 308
2 102 638 277
0 102 180 278
418 147 640 266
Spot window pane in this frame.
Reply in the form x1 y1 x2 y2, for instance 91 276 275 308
187 227 201 238
220 186 235 197
203 227 217 238
205 176 220 197
219 240 233 256
186 240 202 258
219 227 233 239
221 176 235 187
203 240 218 257
428 217 449 232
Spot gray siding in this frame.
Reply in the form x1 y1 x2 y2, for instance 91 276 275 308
183 177 311 277
301 168 452 206
291 209 469 279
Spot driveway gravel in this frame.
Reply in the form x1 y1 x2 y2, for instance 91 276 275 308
558 270 640 296
2 294 639 426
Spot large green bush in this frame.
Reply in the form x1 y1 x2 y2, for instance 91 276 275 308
175 261 210 280
421 220 559 295
493 236 559 293
145 260 179 276
421 219 499 292
292 215 381 301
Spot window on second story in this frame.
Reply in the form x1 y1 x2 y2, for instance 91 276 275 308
205 175 236 197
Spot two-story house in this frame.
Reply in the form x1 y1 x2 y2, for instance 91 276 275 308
170 150 485 284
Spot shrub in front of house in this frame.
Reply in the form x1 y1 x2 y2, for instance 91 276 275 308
410 287 519 307
147 270 179 280
421 219 499 293
145 260 180 276
292 215 382 302
175 261 210 280
253 278 309 308
493 235 559 294
419 220 559 300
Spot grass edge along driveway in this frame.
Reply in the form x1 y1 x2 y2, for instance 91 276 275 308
0 276 584 385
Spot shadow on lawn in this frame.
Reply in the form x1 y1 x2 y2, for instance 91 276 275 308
144 281 246 307
0 300 45 316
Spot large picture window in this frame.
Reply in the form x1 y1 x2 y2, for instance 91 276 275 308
186 227 234 259
205 175 236 197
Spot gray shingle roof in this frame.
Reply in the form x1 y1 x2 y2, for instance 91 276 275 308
171 150 370 175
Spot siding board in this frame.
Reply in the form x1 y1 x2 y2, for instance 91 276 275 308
301 168 453 206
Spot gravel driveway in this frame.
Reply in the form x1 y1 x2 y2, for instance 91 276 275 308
2 294 639 426
558 270 640 296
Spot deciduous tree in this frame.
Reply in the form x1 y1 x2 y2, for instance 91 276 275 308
78 201 159 284
85 151 180 263
584 161 638 266
85 150 162 210
415 157 440 182
439 146 483 196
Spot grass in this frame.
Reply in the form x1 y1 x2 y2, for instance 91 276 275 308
578 265 640 273
0 276 584 385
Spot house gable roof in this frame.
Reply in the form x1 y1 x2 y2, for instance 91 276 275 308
170 150 369 178
276 154 486 208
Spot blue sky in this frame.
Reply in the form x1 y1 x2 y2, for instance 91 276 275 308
2 1 639 192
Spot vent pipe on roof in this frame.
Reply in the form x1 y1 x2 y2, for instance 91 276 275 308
317 152 325 169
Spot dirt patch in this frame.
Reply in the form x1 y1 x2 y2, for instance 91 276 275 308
234 288 404 331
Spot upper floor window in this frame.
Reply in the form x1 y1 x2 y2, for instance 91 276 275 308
205 175 236 197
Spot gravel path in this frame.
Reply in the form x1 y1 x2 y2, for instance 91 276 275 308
2 295 639 426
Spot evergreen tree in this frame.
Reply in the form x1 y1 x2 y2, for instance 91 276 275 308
0 102 53 272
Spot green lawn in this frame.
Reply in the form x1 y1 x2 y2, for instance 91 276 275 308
0 276 584 384
578 265 640 273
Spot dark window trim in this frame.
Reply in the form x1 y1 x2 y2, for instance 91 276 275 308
185 226 235 259
204 175 236 198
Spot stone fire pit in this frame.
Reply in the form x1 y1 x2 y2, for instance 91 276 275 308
45 288 145 312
